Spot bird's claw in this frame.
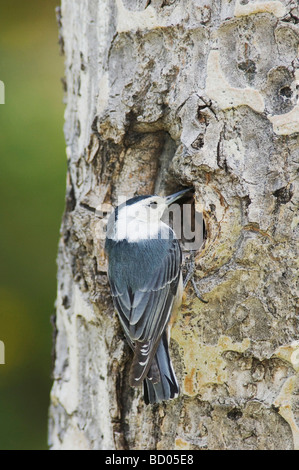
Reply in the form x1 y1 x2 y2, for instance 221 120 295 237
183 253 208 304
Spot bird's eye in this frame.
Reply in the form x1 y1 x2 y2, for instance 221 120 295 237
149 201 158 209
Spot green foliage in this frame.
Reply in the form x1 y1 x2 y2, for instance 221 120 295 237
0 0 66 449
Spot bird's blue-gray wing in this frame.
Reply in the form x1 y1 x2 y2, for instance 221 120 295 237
106 233 181 385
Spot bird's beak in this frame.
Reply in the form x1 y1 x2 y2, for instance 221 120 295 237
165 188 193 206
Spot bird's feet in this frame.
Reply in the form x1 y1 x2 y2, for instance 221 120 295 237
183 253 208 304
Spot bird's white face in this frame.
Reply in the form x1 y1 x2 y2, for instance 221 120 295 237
125 196 167 223
115 196 168 242
107 188 192 243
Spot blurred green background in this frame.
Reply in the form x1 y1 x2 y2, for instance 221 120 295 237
0 0 66 449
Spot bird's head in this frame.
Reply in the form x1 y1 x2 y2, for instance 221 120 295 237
119 188 192 223
107 188 193 242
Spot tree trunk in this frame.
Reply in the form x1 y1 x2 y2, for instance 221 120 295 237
49 0 299 450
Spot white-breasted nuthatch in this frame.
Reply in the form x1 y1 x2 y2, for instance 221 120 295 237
105 188 192 405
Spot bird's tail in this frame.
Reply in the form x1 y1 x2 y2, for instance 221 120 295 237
143 331 179 405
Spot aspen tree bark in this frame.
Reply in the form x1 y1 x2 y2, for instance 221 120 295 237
49 0 299 450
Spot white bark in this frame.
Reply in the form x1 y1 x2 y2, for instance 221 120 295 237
49 0 299 450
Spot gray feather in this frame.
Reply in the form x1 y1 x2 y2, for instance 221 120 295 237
106 224 181 387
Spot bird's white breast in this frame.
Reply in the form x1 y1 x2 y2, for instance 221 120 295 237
115 215 160 242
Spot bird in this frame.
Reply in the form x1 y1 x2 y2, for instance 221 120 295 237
104 187 192 405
